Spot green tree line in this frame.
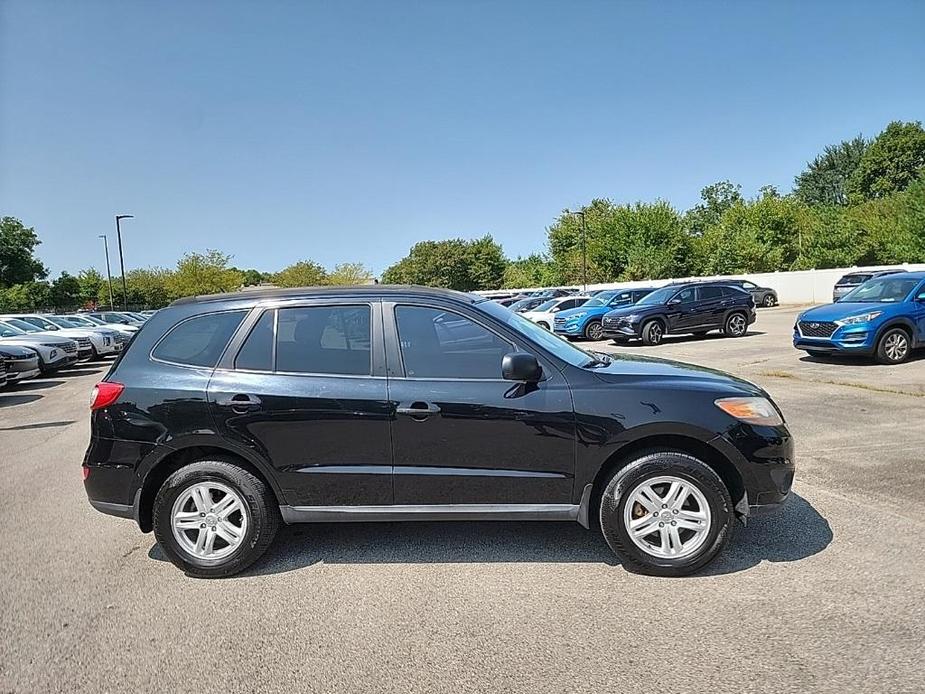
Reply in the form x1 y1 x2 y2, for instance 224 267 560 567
3 119 924 308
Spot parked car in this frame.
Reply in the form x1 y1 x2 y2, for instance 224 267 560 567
139 310 159 317
1 314 100 360
0 320 79 372
492 297 524 307
508 296 550 313
88 311 145 326
0 354 8 389
522 295 592 330
794 271 925 364
721 280 778 308
832 269 906 302
122 311 150 322
69 313 140 336
602 283 756 345
554 288 655 340
0 344 41 385
84 285 793 578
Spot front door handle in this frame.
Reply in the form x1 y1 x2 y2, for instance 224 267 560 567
396 401 441 420
216 393 262 412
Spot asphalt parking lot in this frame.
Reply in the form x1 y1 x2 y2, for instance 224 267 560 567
1 305 923 694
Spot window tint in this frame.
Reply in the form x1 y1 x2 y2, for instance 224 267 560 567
698 286 724 300
674 288 695 303
395 306 512 379
235 310 275 371
276 305 371 375
742 281 757 289
609 292 634 305
153 311 246 367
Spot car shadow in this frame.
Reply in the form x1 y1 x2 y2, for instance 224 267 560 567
799 351 925 366
0 393 43 408
8 379 65 391
613 330 767 347
147 492 830 578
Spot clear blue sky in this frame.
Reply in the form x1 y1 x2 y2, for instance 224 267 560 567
2 1 923 279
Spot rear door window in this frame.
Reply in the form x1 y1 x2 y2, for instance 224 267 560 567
275 305 371 375
697 286 724 301
234 310 275 371
152 311 247 367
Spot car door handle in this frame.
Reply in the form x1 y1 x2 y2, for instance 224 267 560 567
396 401 441 419
216 393 262 412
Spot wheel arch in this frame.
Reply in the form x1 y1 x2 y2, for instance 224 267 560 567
584 433 746 530
136 440 283 533
874 317 917 345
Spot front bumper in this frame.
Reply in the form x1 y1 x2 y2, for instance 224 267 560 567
553 321 585 336
43 353 79 371
792 323 876 355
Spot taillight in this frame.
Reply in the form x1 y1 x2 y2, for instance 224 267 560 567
90 381 124 410
82 466 91 481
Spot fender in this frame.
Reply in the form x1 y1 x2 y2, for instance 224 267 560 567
873 316 920 348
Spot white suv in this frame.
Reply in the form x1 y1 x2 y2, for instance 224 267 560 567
521 295 592 330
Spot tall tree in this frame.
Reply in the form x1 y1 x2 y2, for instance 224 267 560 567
77 268 106 306
167 250 244 298
848 121 925 201
382 237 505 291
272 260 329 288
328 262 375 285
0 216 48 287
684 181 743 236
49 272 83 310
792 136 867 206
503 254 558 289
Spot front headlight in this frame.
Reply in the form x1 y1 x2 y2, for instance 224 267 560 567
714 397 783 426
835 311 882 326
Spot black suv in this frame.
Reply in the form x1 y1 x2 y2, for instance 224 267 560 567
84 286 792 578
602 282 756 345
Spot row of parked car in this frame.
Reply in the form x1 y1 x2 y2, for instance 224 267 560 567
492 268 924 364
0 310 154 389
494 280 768 345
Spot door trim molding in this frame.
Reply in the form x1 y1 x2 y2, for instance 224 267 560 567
279 503 579 524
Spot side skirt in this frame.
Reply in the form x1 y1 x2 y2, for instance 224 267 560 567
279 503 580 524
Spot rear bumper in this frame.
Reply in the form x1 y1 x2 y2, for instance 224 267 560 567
88 497 136 519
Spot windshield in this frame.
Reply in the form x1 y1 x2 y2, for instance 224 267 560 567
478 300 596 367
46 316 75 328
635 286 676 306
5 318 43 333
838 274 871 286
583 291 617 308
533 300 557 312
63 316 93 327
840 277 921 303
0 321 28 337
83 315 107 325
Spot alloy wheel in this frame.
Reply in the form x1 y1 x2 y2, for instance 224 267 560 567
648 323 663 344
763 295 775 307
171 482 249 560
587 322 604 340
884 332 909 362
728 314 747 336
623 475 712 559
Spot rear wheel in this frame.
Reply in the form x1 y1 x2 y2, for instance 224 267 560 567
640 319 664 346
599 451 734 576
724 312 748 337
152 458 280 578
875 328 911 365
584 320 604 341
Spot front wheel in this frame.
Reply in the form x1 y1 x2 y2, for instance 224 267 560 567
640 320 664 346
152 458 280 578
584 320 604 341
724 312 748 337
876 328 911 364
599 451 734 576
536 321 550 330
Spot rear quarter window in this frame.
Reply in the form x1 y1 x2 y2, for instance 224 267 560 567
152 311 247 367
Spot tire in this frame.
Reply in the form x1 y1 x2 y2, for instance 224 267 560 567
90 346 104 361
537 321 550 330
875 327 912 365
724 312 748 338
762 294 776 308
599 451 734 577
584 320 604 341
152 457 280 578
640 319 665 346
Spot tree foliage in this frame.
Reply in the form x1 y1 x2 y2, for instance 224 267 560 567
793 136 867 206
329 262 375 285
167 250 244 298
503 254 559 289
382 236 505 291
272 260 329 288
0 216 47 287
848 121 925 201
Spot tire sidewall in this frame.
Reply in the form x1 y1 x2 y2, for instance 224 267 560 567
876 327 911 364
725 312 747 337
152 460 276 576
584 320 603 341
599 452 734 576
641 319 663 345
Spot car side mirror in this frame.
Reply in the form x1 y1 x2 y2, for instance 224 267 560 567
551 307 560 313
917 292 925 302
668 297 682 305
502 352 542 382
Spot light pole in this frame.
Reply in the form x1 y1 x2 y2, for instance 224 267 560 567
98 234 115 310
114 214 133 309
565 209 588 291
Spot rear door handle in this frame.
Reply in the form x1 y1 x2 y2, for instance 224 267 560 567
396 401 441 419
216 393 262 412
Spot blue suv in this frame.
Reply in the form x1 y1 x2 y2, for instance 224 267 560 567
793 271 925 364
554 288 654 340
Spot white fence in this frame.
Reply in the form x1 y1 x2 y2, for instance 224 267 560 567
482 263 925 305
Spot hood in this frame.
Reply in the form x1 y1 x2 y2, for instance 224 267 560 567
589 352 766 397
0 335 73 347
604 303 660 318
799 302 899 321
558 304 608 319
0 343 36 358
